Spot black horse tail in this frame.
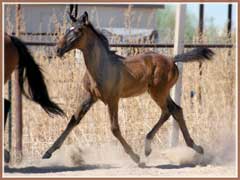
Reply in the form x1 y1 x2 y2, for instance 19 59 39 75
173 47 214 63
10 35 65 117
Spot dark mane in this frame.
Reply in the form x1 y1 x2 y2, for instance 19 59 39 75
87 23 125 60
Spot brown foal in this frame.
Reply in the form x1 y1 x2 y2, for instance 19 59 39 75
43 11 214 165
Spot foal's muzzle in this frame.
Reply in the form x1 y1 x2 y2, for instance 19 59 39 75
56 48 64 57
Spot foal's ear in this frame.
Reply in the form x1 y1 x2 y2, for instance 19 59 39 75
83 11 89 25
68 5 77 23
68 12 77 23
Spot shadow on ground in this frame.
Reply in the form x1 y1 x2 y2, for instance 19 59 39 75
155 164 197 169
4 164 114 174
141 163 202 169
4 163 204 174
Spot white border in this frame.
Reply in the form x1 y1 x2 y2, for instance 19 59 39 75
2 2 238 178
2 2 240 4
235 3 238 178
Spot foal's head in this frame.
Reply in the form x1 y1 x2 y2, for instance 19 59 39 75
57 11 90 57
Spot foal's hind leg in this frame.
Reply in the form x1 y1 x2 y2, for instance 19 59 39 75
145 90 171 157
42 93 96 159
145 109 170 156
167 97 204 154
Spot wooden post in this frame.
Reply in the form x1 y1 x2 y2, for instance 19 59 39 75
8 80 12 153
14 4 23 163
198 4 204 41
227 4 232 56
198 4 204 105
227 4 232 39
170 4 186 147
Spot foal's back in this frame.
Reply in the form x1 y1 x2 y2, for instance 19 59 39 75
119 52 178 98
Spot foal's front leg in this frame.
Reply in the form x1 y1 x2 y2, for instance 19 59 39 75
42 93 96 159
108 100 140 164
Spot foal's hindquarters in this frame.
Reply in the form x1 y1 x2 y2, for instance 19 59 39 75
120 53 204 162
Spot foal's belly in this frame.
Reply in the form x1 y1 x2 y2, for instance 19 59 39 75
120 81 148 98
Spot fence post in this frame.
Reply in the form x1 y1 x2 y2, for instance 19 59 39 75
14 4 23 163
8 80 12 154
227 4 232 56
169 4 186 147
198 4 204 40
198 4 204 105
227 4 232 39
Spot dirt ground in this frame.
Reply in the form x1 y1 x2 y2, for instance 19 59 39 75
3 144 237 178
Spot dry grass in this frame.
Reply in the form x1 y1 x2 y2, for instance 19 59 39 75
4 5 236 165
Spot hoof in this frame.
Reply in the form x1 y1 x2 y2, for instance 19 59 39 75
144 138 152 157
42 151 52 159
4 149 10 163
138 162 146 168
194 144 204 154
132 153 140 164
145 148 152 157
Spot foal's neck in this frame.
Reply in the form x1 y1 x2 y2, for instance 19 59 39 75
81 32 114 85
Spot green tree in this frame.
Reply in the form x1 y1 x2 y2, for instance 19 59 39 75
156 5 197 43
205 17 220 43
156 6 175 43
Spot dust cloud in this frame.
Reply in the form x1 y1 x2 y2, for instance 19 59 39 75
162 132 236 167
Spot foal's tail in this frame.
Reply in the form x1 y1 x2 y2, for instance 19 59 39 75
10 35 65 117
173 47 214 63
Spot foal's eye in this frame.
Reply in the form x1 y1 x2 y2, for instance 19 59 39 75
76 28 82 33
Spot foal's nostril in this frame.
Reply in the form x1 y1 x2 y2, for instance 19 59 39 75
56 48 63 57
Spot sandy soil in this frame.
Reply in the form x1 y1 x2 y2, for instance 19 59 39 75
3 144 237 178
4 164 236 178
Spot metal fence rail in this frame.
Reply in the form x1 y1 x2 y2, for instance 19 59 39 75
25 41 234 48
